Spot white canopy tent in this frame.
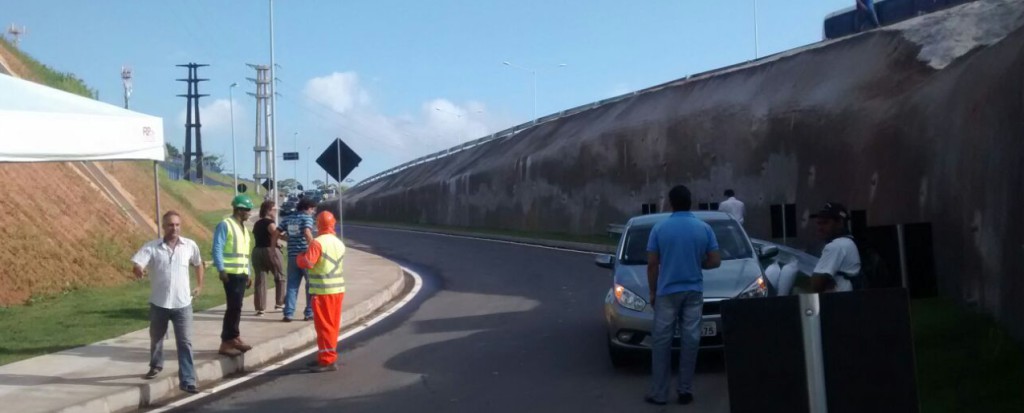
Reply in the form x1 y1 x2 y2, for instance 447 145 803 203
0 73 166 235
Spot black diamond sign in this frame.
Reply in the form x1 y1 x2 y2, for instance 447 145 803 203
261 179 274 191
316 138 362 182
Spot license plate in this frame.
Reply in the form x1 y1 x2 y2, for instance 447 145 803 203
701 321 717 337
673 321 718 337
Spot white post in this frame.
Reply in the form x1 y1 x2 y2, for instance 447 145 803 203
229 83 238 196
153 161 162 238
799 293 828 413
897 224 909 288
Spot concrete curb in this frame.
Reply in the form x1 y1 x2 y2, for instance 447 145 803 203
56 261 408 413
349 223 617 254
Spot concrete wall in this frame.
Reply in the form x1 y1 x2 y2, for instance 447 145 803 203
346 1 1024 340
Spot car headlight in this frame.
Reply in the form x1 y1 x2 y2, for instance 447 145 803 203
736 276 769 299
614 284 647 312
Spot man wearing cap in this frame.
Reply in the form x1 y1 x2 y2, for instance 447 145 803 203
212 195 255 356
297 211 347 373
808 202 862 293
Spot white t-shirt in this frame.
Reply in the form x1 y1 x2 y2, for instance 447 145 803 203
131 237 203 309
813 237 862 292
719 197 745 224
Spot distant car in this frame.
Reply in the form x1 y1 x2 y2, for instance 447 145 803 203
280 200 297 217
596 211 780 367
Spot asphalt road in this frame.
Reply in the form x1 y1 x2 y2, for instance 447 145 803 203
176 225 730 412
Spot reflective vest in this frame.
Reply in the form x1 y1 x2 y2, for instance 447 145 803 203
222 217 251 275
309 234 345 295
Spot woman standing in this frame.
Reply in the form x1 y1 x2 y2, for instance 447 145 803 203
252 200 286 315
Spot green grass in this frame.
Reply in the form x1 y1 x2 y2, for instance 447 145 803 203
0 37 96 98
0 271 234 366
0 167 248 366
912 298 1024 413
349 219 619 246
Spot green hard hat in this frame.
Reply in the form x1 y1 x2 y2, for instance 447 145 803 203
231 195 254 210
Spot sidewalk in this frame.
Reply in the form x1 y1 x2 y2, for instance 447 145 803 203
0 246 407 413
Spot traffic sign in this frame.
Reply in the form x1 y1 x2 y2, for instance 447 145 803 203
261 179 274 191
297 184 304 191
237 183 248 193
316 138 362 182
283 152 299 161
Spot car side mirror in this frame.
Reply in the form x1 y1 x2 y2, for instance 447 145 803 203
594 254 615 270
758 245 780 260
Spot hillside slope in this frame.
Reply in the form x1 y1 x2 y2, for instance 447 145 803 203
0 39 233 306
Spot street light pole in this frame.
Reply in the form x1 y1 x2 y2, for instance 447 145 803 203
229 82 238 196
503 61 566 120
754 0 760 59
306 145 311 189
293 132 299 186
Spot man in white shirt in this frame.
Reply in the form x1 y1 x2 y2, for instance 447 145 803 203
808 202 862 293
131 211 205 394
718 189 745 225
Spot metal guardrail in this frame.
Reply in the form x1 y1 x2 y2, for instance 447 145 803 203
352 54 771 189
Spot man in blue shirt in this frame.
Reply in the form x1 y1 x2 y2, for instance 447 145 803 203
283 198 317 322
644 185 721 406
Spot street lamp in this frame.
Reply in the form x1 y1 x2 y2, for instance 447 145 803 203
229 82 238 195
502 61 566 120
306 145 311 190
293 131 299 189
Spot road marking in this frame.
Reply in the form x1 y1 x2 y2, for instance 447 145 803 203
148 268 424 412
349 225 607 255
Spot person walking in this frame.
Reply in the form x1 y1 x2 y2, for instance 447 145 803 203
283 198 317 322
807 202 863 293
297 211 347 373
718 189 745 225
130 211 204 394
252 200 286 315
212 195 255 356
644 185 721 406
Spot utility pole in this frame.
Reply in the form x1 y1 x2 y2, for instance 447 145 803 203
176 63 209 182
229 82 238 196
247 64 272 196
6 24 25 47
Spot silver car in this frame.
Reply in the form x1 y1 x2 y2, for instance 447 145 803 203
596 211 780 367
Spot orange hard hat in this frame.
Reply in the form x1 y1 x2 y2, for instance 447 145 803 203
316 211 337 233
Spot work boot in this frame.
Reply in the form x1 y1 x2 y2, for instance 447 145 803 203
218 342 242 357
231 338 253 352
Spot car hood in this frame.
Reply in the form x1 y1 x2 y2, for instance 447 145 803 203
613 259 761 300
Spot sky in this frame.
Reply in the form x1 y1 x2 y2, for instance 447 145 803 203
3 0 852 186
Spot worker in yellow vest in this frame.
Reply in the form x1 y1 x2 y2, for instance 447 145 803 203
297 211 346 373
212 195 255 357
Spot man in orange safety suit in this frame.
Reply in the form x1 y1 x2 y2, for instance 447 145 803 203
296 211 346 373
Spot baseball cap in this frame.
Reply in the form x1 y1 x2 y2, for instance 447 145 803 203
810 202 849 220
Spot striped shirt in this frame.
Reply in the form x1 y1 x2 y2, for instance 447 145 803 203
286 213 316 257
131 237 202 309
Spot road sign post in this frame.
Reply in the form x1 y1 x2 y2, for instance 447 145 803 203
316 138 362 238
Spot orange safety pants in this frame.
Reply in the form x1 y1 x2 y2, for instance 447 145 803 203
312 292 344 366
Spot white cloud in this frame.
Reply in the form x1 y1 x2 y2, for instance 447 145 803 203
301 72 513 162
175 98 242 134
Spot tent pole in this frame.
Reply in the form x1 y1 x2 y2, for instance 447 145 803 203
154 161 162 238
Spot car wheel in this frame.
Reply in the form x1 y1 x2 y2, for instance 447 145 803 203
607 336 633 368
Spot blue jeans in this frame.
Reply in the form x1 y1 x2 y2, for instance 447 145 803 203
647 291 703 401
149 304 196 388
283 255 312 319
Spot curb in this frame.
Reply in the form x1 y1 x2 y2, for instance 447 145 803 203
56 261 408 413
349 223 617 254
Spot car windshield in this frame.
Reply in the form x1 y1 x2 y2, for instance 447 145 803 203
619 220 753 265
